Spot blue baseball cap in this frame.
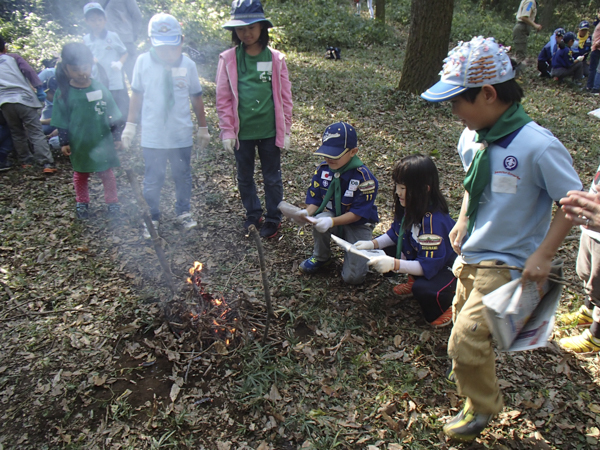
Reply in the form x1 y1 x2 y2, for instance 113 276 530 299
83 2 105 17
148 13 182 47
315 122 358 159
554 27 565 37
564 31 576 43
223 0 273 30
421 36 514 102
579 20 590 30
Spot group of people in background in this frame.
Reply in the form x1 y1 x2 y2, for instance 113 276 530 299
3 0 600 445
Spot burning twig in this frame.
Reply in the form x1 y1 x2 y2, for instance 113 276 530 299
125 169 176 293
248 225 273 344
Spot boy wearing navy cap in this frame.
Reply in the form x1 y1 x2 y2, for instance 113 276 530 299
121 13 210 238
537 28 564 78
296 122 379 285
421 36 581 442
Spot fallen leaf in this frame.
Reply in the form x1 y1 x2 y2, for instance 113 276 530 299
170 384 181 403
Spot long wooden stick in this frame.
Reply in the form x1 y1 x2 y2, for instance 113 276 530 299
248 225 273 344
125 169 176 293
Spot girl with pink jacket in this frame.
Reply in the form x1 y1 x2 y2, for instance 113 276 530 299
216 0 293 239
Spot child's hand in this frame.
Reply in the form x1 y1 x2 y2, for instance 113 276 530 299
61 145 71 156
222 139 236 154
197 127 210 151
354 240 375 250
522 250 551 288
314 216 334 233
110 61 123 72
292 209 312 225
449 219 467 255
121 122 137 150
114 141 122 151
368 255 396 274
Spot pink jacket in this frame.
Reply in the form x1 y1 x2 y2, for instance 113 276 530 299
216 46 293 149
593 23 600 52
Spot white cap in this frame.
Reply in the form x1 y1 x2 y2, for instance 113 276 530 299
148 13 182 47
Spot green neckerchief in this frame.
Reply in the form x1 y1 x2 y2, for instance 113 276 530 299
395 217 405 259
150 47 181 122
315 155 364 217
463 102 532 234
236 44 248 74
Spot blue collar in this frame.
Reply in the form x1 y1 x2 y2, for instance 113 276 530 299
494 125 526 149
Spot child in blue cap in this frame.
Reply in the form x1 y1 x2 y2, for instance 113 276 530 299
82 2 129 119
421 36 582 442
295 122 379 285
537 27 564 78
551 31 584 81
121 13 210 239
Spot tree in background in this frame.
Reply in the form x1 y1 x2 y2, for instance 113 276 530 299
375 0 385 22
397 0 454 93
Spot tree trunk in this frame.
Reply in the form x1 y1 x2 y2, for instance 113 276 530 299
397 0 455 93
375 0 385 22
538 0 556 31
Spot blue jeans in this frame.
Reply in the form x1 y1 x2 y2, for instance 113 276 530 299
588 50 600 89
235 137 283 224
142 147 192 220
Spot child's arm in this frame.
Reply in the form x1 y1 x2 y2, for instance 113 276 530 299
521 208 572 286
449 191 469 255
122 90 143 149
191 93 209 150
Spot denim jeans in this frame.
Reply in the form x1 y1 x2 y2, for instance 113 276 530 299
142 147 192 220
587 50 600 89
235 137 283 224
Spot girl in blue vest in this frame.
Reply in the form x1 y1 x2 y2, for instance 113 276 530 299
358 154 457 327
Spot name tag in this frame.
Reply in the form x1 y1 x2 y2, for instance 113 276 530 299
344 189 354 197
172 67 187 77
257 61 272 72
491 174 518 194
86 90 103 102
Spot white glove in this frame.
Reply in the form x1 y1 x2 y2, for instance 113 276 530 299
197 127 210 151
223 139 236 155
292 209 309 225
284 134 291 151
314 216 334 233
121 122 137 150
111 60 123 71
367 255 397 274
354 240 375 250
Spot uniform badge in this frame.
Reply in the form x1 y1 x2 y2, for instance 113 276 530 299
349 179 360 191
322 171 332 181
358 179 375 193
344 189 354 197
313 181 320 188
504 156 518 170
418 234 442 250
323 180 329 187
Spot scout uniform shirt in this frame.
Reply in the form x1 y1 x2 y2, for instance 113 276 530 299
84 30 127 91
305 162 379 225
385 210 456 280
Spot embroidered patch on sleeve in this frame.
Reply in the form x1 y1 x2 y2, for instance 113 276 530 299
358 180 376 193
418 234 443 250
310 191 315 197
313 181 320 188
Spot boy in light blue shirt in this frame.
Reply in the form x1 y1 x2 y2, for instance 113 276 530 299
121 13 210 238
83 2 129 119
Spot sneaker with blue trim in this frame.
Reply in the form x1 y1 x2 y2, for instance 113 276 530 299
443 405 492 442
299 256 332 274
177 212 197 230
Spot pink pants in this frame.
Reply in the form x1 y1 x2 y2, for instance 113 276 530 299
73 169 118 204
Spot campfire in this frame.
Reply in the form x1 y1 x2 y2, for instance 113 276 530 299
167 261 241 346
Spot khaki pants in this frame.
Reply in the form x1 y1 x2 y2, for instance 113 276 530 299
512 22 531 63
577 233 600 309
447 260 511 415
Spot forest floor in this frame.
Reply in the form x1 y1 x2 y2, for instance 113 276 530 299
1 44 600 449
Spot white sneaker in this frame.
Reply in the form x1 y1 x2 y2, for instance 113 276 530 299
143 220 159 240
177 212 197 230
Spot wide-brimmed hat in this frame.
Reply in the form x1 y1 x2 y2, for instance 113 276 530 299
222 0 273 30
314 122 358 160
421 36 514 102
148 13 182 47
